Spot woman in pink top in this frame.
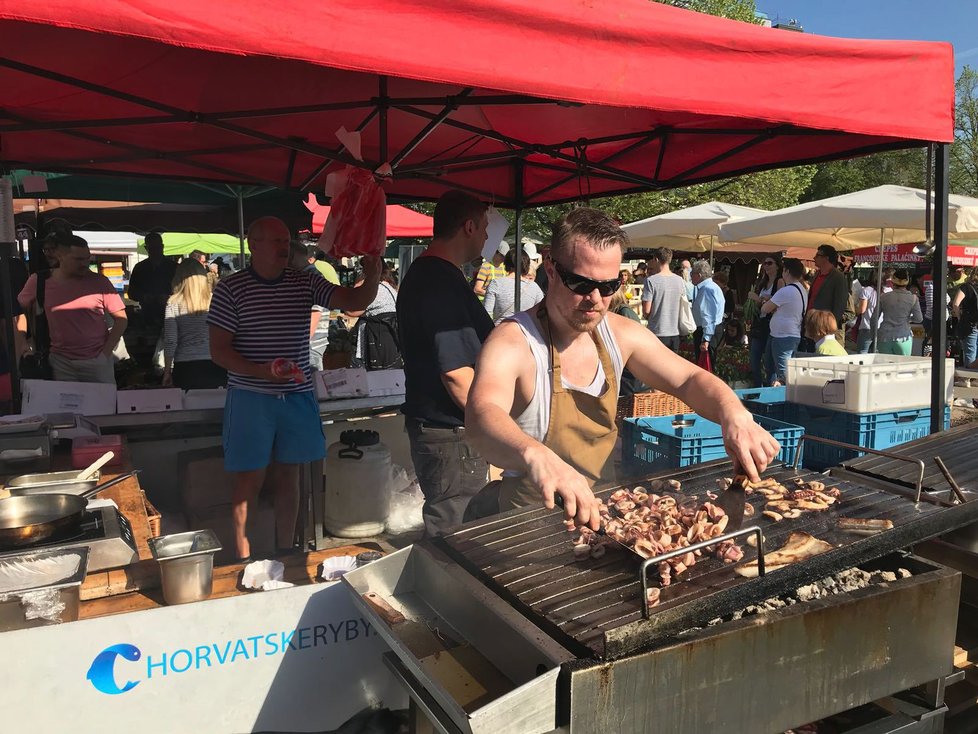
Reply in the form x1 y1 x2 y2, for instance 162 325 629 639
18 234 127 384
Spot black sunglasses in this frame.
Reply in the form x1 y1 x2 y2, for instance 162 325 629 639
551 259 622 297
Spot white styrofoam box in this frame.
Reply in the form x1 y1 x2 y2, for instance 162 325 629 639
116 388 184 414
366 369 405 396
182 388 228 410
22 379 117 417
786 355 954 414
317 368 369 399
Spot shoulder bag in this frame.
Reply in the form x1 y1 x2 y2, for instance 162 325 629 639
19 271 53 380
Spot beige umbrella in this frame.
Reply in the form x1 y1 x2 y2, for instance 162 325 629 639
719 185 978 350
622 201 767 266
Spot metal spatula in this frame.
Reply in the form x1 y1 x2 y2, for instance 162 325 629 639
714 474 747 531
554 494 645 560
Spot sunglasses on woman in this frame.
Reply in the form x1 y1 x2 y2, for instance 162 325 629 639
551 259 622 297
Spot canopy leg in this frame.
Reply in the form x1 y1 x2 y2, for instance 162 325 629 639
931 143 949 434
237 187 246 270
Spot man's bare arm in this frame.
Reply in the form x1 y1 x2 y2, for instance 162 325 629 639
441 366 476 411
209 325 290 383
465 323 601 530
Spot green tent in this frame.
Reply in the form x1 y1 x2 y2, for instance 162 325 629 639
137 232 249 256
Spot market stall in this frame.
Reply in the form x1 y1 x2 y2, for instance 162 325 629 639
0 1 966 732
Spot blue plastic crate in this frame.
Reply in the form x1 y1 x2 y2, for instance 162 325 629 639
733 386 787 402
621 413 803 471
785 403 951 471
734 386 787 421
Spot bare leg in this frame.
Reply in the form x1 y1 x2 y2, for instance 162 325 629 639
231 467 267 560
267 461 300 551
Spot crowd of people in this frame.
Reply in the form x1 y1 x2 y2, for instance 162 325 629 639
15 231 403 390
610 243 978 389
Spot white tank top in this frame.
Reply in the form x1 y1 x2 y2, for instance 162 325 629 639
507 311 625 451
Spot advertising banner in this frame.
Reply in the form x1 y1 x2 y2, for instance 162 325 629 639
0 582 406 733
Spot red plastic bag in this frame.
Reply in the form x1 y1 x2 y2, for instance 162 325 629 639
318 166 387 258
697 349 712 373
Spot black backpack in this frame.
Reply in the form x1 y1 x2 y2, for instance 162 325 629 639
352 312 403 370
959 283 978 332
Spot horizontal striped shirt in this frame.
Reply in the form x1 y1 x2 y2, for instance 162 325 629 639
207 267 336 393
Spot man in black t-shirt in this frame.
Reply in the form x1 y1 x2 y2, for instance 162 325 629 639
397 191 494 536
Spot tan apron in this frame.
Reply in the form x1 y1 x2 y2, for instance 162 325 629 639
498 306 619 510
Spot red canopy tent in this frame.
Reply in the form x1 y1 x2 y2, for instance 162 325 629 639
0 0 953 207
303 195 432 237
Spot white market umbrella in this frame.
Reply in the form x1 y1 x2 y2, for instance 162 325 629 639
622 201 766 264
717 185 978 250
718 184 978 349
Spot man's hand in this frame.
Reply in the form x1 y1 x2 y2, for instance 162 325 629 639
260 361 299 383
721 408 781 482
699 341 710 351
524 445 602 531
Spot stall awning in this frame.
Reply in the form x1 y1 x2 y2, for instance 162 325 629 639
0 0 954 206
852 241 978 267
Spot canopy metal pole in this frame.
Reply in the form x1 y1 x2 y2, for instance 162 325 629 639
931 143 950 434
925 143 933 244
513 159 525 313
709 236 715 268
870 228 884 352
236 187 246 270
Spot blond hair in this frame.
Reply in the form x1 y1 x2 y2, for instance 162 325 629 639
169 259 211 315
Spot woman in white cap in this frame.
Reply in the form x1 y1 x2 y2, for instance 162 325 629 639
483 243 545 324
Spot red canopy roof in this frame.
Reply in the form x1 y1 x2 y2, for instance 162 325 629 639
303 195 432 237
0 0 954 206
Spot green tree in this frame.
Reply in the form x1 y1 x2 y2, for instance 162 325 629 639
653 0 759 25
952 66 978 196
803 148 926 202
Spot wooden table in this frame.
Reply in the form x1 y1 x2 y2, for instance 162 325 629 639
79 544 383 619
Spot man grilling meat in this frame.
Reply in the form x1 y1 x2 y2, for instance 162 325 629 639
464 208 780 531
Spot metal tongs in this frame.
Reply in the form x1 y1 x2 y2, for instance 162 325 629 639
714 474 748 531
554 493 645 560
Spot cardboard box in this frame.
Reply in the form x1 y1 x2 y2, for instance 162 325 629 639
183 388 228 410
366 369 405 396
116 388 184 414
22 379 117 417
179 450 235 515
317 368 369 399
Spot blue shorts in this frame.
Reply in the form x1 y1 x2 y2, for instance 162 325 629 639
222 389 325 472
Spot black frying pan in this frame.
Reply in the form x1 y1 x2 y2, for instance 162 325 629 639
0 471 139 549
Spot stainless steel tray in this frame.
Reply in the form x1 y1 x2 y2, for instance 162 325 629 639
0 547 90 632
6 470 101 495
342 543 575 734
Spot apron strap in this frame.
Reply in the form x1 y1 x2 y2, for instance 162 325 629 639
537 305 616 397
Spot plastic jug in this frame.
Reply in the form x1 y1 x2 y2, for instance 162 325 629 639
323 429 392 538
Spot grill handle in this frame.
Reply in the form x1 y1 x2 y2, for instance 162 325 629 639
640 524 765 619
791 434 927 502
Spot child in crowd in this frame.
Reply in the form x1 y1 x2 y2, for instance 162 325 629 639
805 310 847 356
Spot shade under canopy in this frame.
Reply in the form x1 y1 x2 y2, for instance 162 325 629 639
718 185 978 250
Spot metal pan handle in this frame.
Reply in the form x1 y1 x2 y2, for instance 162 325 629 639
640 524 765 619
791 435 926 501
79 470 141 500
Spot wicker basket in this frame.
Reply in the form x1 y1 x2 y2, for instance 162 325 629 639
616 391 692 429
141 490 162 538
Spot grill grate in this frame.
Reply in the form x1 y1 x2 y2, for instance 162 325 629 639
844 423 978 495
439 459 978 659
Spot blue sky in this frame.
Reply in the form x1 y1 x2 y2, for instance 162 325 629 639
760 1 978 75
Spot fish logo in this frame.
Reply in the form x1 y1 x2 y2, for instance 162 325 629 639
86 643 141 695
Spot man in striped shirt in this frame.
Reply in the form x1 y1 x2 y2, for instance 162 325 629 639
208 216 380 561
